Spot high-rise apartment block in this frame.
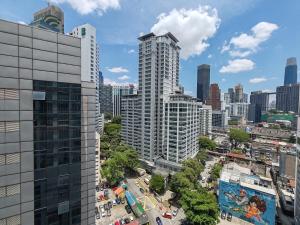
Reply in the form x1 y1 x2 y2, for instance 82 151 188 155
121 32 211 171
284 57 297 86
207 83 221 110
112 85 136 117
0 19 96 225
99 72 113 115
70 24 101 132
197 64 210 103
30 4 64 33
212 110 228 128
276 84 300 114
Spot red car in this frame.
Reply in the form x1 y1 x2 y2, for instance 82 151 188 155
114 220 120 225
162 212 172 219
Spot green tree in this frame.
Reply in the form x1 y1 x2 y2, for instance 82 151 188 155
170 172 195 195
196 150 208 166
112 116 122 124
149 174 165 194
180 189 219 225
104 112 113 120
288 135 296 144
182 159 204 181
229 128 250 148
104 123 121 136
210 163 222 181
199 136 217 150
101 158 124 185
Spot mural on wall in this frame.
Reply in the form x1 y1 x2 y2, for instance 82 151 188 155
219 180 276 225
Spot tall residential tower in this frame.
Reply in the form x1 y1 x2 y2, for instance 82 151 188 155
197 64 210 103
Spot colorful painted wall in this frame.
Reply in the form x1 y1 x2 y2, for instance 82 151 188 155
219 180 276 225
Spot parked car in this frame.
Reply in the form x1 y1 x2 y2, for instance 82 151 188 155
96 186 99 192
104 203 109 210
172 208 178 217
113 200 117 206
101 210 106 217
121 198 125 204
124 218 130 224
114 220 120 225
162 212 172 219
95 207 99 214
96 213 100 220
139 188 145 194
108 201 112 208
221 210 226 219
125 205 131 214
119 219 126 225
129 216 134 221
156 217 163 225
107 209 111 217
116 198 121 204
227 213 232 222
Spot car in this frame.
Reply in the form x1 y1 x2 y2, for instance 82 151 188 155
139 188 145 194
121 198 125 204
113 200 117 206
104 203 109 210
107 209 111 217
116 198 121 204
129 216 134 221
125 205 131 214
96 213 100 220
221 210 226 219
156 217 163 225
162 212 172 219
95 207 99 214
108 201 112 208
172 208 178 217
227 213 232 222
114 221 120 225
101 210 106 217
119 219 126 225
124 218 131 224
96 186 99 192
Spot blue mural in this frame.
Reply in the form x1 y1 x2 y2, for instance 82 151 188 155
219 180 276 225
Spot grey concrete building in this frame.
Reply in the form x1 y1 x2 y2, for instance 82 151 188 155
0 19 96 225
212 110 228 128
276 84 300 114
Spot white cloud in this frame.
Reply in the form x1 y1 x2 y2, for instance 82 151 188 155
262 89 273 93
128 49 135 54
104 78 137 87
107 67 129 73
219 59 255 74
49 0 120 15
185 90 193 95
151 6 221 60
221 78 226 82
208 54 212 58
222 22 278 57
249 77 268 84
118 75 130 80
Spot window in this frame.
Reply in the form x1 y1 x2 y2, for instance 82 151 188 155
0 153 20 165
0 184 20 198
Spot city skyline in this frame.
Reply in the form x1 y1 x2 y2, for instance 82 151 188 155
1 0 300 96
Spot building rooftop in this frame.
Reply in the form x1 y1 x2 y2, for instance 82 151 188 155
220 163 276 195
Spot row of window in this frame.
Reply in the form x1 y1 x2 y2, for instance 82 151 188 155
0 184 20 198
0 153 20 166
0 89 19 100
0 215 20 225
0 122 20 133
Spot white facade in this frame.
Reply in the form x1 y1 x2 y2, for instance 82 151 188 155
112 85 136 117
228 102 249 119
212 110 228 128
199 105 212 136
70 24 101 132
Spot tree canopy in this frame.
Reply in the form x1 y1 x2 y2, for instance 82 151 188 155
229 128 250 148
210 163 223 181
111 116 122 124
180 188 219 225
149 174 165 194
199 136 217 151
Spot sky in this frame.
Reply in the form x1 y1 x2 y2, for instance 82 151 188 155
1 0 300 96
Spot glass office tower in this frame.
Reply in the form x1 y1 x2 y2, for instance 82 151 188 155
284 57 297 86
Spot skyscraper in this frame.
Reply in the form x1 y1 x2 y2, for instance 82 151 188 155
284 57 297 86
70 24 101 132
235 83 244 103
207 83 221 110
112 84 136 117
276 84 300 114
0 19 96 225
197 64 210 102
121 32 211 171
30 4 64 33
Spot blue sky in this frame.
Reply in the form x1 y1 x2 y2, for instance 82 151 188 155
1 0 300 96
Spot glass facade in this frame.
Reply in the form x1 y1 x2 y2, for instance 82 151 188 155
33 80 81 225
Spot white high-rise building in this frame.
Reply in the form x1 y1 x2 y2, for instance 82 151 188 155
112 84 137 117
70 24 101 132
121 32 212 171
